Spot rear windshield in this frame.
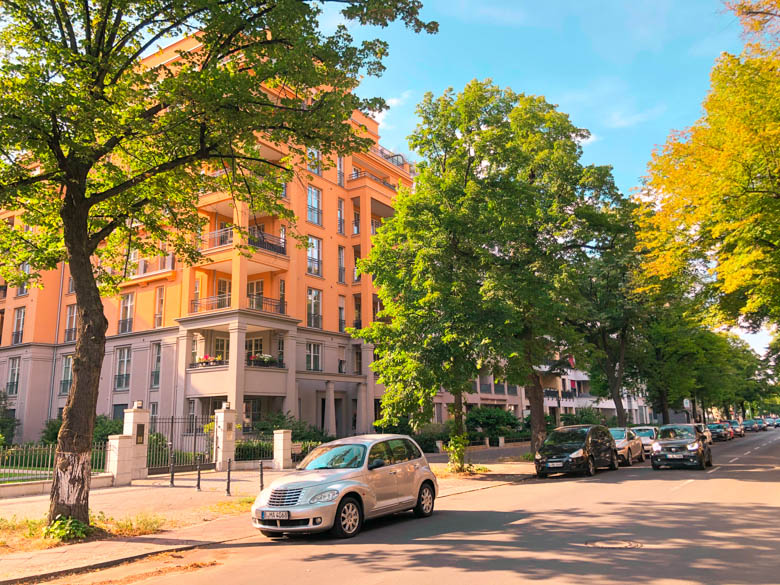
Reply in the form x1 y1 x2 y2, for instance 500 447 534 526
609 429 626 440
544 428 589 446
658 426 696 440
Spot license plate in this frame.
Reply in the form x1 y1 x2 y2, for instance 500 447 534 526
667 454 683 459
547 462 564 468
262 511 289 520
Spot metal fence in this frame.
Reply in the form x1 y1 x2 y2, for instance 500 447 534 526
148 415 215 474
235 433 274 461
0 442 108 484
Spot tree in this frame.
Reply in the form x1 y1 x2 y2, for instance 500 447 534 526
0 1 435 523
362 80 616 458
0 392 18 445
638 0 780 329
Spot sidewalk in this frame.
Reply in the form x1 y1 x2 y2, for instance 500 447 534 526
0 462 534 584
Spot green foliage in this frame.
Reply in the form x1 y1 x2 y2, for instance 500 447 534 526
0 432 4 448
235 439 273 461
43 516 91 542
252 412 333 443
0 392 17 445
40 415 122 445
561 407 604 426
443 434 469 473
465 407 521 439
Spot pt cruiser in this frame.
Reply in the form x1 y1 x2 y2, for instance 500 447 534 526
251 434 438 538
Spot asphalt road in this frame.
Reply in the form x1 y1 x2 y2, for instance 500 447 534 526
54 430 780 585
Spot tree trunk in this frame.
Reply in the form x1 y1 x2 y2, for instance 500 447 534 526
49 198 108 524
741 401 746 419
602 334 627 427
660 390 670 425
606 371 627 427
526 373 546 454
450 391 465 436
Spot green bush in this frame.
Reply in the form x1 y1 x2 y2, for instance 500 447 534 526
466 407 521 439
43 515 91 541
443 434 469 472
411 423 449 453
0 432 4 448
561 407 603 426
252 412 333 443
40 415 123 445
235 439 273 461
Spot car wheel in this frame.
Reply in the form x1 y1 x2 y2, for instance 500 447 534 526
638 448 646 463
536 471 548 479
413 483 435 518
697 454 707 470
609 450 619 471
651 461 660 470
260 530 279 538
585 456 597 476
331 496 363 539
624 449 633 467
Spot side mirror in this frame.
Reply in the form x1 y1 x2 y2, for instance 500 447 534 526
368 458 385 470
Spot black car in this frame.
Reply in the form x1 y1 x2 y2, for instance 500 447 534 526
707 423 731 441
651 424 712 470
743 419 759 432
535 425 619 478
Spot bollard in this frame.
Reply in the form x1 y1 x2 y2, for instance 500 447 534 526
226 458 232 496
168 441 175 487
196 457 201 492
260 460 264 492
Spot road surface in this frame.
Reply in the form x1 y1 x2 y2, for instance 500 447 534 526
51 429 780 585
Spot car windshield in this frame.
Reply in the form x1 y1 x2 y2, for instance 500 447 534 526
296 444 366 470
544 428 589 446
609 429 626 440
658 426 696 440
708 424 724 430
634 428 656 438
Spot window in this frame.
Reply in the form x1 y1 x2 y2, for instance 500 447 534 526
337 156 344 186
245 338 263 362
112 403 127 421
67 276 75 294
193 279 200 302
217 278 231 308
354 346 362 374
353 246 361 282
434 403 443 424
190 334 198 365
60 355 73 395
65 304 77 342
12 307 25 345
115 347 131 390
353 294 362 328
279 225 287 250
371 218 381 235
6 357 20 395
150 342 161 388
306 342 322 371
127 249 139 276
353 210 360 234
337 199 345 234
154 287 164 328
307 288 322 329
119 293 134 333
279 279 286 306
281 182 287 199
307 236 322 276
338 296 346 333
214 337 229 362
186 399 196 433
150 402 159 431
247 280 264 309
338 246 346 283
17 263 29 295
307 186 322 225
307 147 321 174
277 337 284 363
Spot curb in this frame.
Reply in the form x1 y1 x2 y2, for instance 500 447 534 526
1 473 533 585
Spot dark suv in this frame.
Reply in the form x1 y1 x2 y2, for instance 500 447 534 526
535 425 619 478
651 424 712 470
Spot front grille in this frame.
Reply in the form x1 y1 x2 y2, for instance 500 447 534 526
268 488 302 507
260 519 310 527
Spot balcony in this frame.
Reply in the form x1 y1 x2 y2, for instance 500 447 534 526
348 170 396 192
307 314 322 329
307 257 322 277
5 381 18 395
118 318 133 334
543 388 575 400
131 255 175 279
307 205 322 226
10 331 22 345
191 294 231 313
247 294 286 315
338 267 346 283
248 230 287 256
150 370 160 388
189 358 226 369
246 357 285 368
64 328 77 342
59 379 71 395
369 144 406 168
202 228 233 250
114 373 130 390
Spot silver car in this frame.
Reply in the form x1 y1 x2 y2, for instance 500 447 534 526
251 434 438 538
633 426 659 454
609 427 645 465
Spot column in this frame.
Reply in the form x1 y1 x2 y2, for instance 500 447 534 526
362 344 376 431
227 322 247 414
214 405 237 471
324 381 336 437
230 249 247 310
356 382 368 434
282 332 298 416
175 331 191 416
182 266 195 314
273 429 292 470
123 402 150 480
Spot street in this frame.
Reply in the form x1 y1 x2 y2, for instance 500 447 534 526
53 430 780 585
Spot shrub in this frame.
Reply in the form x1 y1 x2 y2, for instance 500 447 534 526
43 515 91 542
40 414 123 445
235 439 273 461
561 407 603 426
443 434 469 472
252 412 333 443
411 423 449 453
0 432 4 448
466 407 521 439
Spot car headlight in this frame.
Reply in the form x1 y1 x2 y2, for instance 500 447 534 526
687 442 699 451
256 488 271 507
652 442 661 452
309 489 340 504
569 449 584 459
534 452 542 460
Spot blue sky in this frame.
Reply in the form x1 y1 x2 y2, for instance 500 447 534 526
321 0 774 353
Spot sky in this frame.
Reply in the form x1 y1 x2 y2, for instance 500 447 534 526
321 0 772 354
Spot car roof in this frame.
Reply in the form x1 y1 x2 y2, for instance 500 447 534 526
553 424 599 431
660 423 696 427
325 434 411 446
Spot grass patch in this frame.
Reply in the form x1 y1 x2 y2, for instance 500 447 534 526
430 463 492 478
0 516 57 554
498 452 535 462
91 511 167 537
208 497 255 516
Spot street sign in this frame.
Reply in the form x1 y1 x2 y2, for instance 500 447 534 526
683 398 691 409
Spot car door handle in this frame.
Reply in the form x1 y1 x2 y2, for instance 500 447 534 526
414 464 420 469
389 470 398 475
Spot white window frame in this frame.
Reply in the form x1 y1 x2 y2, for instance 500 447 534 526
306 342 322 371
7 357 20 395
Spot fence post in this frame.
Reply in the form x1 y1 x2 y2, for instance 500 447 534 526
123 401 150 480
260 460 264 492
273 429 292 470
226 458 232 496
214 404 237 472
168 441 175 487
106 434 134 486
196 457 201 491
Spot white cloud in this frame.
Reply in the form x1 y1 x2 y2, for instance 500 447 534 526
372 90 414 130
580 133 600 146
605 104 666 129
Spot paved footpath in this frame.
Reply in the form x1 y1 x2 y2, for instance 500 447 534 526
0 462 534 584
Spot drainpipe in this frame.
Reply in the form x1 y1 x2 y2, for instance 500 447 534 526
46 263 66 420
